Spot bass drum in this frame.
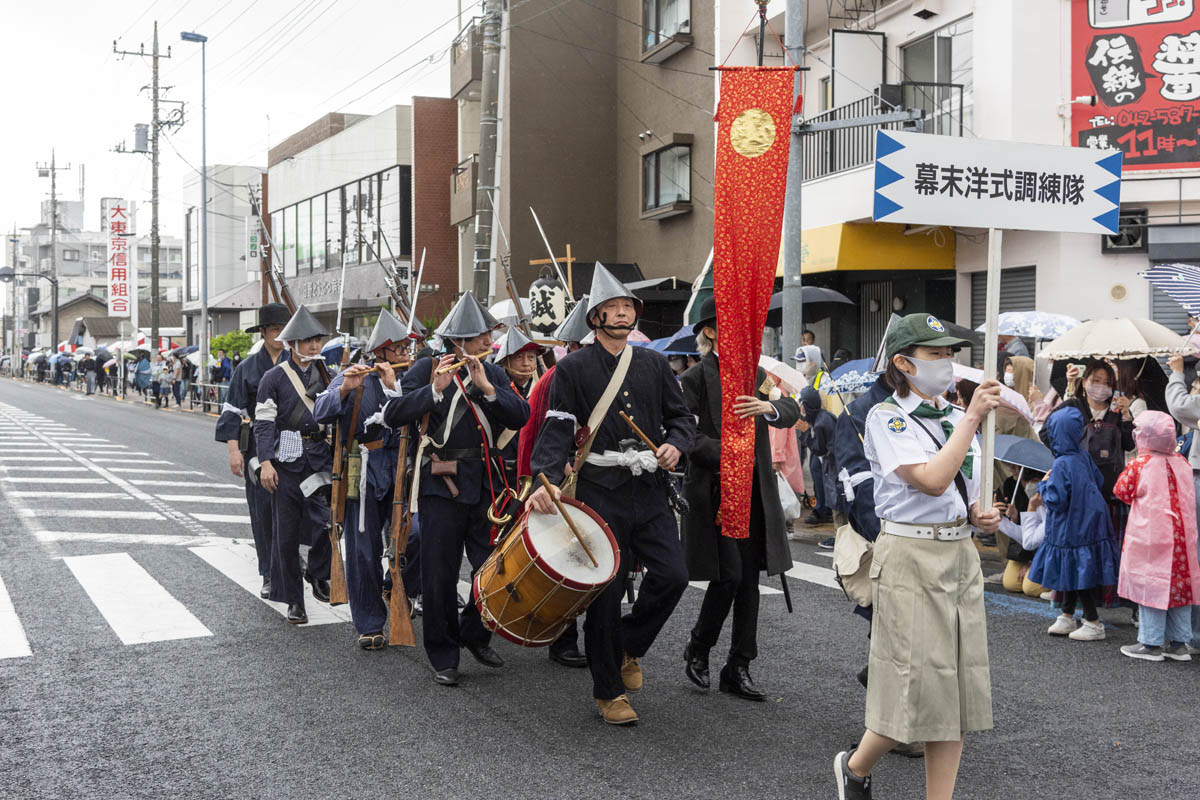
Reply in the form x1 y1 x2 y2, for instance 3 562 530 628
474 497 619 647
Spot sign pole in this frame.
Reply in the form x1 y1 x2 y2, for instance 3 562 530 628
979 227 1003 510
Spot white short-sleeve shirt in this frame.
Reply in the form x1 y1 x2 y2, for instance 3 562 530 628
863 390 981 524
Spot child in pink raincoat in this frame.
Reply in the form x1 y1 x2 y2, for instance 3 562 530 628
1113 410 1200 662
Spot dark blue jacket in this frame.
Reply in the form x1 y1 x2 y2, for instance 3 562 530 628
314 370 401 501
382 356 529 506
252 359 332 476
214 345 288 459
833 379 891 540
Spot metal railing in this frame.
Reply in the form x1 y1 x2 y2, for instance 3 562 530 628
802 82 964 181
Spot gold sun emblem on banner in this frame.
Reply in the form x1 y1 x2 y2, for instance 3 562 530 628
730 108 776 158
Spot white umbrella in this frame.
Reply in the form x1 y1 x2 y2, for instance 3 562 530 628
1039 317 1196 360
488 298 531 324
186 351 219 368
758 355 809 393
973 311 1081 340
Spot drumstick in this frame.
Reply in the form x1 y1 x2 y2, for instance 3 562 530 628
620 411 659 451
537 473 599 568
435 358 470 375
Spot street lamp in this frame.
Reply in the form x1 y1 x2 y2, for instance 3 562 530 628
180 30 208 385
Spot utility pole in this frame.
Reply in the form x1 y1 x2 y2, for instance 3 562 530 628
472 0 502 301
781 0 805 364
35 150 70 352
115 23 172 353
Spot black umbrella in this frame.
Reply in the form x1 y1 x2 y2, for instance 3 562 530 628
765 287 855 327
994 434 1053 473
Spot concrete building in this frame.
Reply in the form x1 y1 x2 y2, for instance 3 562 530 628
181 164 265 344
265 103 459 338
755 0 1200 359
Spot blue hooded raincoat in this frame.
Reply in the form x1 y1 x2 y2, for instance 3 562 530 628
1029 406 1120 592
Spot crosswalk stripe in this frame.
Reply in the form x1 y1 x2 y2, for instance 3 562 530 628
131 480 243 489
0 466 91 472
8 491 130 499
688 580 783 595
89 458 173 465
20 508 164 521
785 560 840 590
63 553 213 645
0 457 71 462
69 451 149 456
155 494 244 504
189 543 352 625
814 551 834 559
35 531 243 547
0 575 32 659
107 468 204 475
1 477 108 484
189 513 250 523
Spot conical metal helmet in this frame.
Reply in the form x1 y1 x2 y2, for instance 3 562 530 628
494 325 543 362
434 291 502 339
553 295 591 344
585 262 642 327
278 305 329 342
365 309 408 353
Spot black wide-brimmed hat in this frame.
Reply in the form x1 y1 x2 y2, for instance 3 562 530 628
694 296 717 332
245 302 291 333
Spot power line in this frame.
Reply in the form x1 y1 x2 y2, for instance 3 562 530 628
205 0 320 76
234 0 342 82
175 0 261 67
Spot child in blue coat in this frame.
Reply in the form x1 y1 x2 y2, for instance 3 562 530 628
1030 406 1120 642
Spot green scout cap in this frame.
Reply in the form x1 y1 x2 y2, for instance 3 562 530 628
884 313 972 360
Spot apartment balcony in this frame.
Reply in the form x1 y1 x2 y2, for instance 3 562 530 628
450 19 483 101
802 81 964 182
450 155 478 227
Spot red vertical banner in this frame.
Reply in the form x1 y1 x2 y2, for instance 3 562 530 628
712 66 797 539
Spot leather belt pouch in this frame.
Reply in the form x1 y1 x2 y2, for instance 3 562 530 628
238 422 251 454
431 456 458 476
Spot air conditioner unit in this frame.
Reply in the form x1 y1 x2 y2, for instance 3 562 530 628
913 0 943 20
1101 208 1148 254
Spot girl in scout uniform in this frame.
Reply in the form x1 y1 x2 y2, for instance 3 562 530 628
834 313 1003 800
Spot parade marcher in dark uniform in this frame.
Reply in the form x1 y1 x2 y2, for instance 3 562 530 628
215 302 290 599
529 264 695 726
514 304 591 670
679 298 800 701
253 305 335 625
493 325 543 485
313 310 407 650
382 291 530 686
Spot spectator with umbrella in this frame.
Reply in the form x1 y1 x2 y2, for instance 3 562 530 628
990 434 1054 597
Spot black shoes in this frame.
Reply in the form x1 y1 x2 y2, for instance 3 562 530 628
549 646 588 668
718 663 766 701
683 641 710 689
304 570 330 603
259 576 271 599
433 668 459 686
465 642 504 668
286 603 308 625
834 750 872 799
805 512 833 526
818 536 836 550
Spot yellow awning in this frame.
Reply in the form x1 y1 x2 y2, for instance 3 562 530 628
777 222 956 277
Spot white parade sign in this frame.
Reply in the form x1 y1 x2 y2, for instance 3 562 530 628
872 131 1123 235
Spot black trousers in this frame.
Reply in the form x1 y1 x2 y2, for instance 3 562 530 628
691 536 762 666
417 494 492 671
1061 588 1099 622
243 466 274 577
268 466 332 606
578 474 688 700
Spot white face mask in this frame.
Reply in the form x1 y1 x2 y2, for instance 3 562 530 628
1003 373 1015 387
902 355 955 397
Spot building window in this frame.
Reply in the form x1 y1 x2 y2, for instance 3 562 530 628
62 249 80 261
326 189 343 270
642 0 690 51
296 198 311 273
380 167 401 261
311 194 326 271
901 16 972 136
641 141 692 219
283 206 296 278
819 76 832 112
360 175 379 262
399 165 412 256
345 182 362 266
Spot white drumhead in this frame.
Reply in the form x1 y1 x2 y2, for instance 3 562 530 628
527 505 615 584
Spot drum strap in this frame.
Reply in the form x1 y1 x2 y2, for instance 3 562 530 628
563 345 632 499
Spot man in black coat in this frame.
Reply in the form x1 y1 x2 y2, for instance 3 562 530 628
679 298 800 701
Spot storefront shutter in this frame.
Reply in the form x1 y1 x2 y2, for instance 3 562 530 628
1150 285 1190 335
970 266 1036 364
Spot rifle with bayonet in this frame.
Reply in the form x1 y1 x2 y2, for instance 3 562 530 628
365 230 420 340
248 184 349 605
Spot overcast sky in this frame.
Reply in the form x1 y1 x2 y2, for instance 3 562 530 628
0 0 472 245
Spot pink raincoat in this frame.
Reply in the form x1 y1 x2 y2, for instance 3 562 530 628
770 424 805 494
1114 411 1200 610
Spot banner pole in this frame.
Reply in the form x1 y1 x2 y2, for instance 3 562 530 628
979 227 1003 515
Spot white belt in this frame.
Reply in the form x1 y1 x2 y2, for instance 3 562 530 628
881 518 972 542
585 449 659 475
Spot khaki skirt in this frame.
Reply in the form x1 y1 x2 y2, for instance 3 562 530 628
864 532 993 744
